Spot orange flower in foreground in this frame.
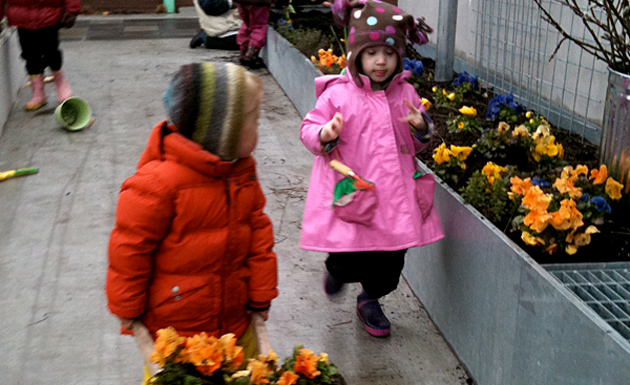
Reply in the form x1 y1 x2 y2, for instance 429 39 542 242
277 371 300 385
219 333 244 371
185 333 224 376
294 349 321 379
150 327 186 367
248 360 272 385
589 165 608 185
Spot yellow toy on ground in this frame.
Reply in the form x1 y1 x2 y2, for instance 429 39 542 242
0 167 38 182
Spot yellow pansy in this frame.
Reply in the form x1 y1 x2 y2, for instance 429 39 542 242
450 145 473 161
497 121 510 133
512 125 530 137
447 92 456 101
421 98 431 110
432 143 451 164
458 121 465 129
545 243 558 255
521 231 545 246
459 106 477 116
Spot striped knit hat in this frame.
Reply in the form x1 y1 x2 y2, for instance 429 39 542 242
163 62 247 160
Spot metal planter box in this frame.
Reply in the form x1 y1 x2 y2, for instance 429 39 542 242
262 26 630 385
0 26 24 137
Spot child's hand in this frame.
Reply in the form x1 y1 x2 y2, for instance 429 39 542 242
246 309 269 321
60 13 77 29
400 100 428 136
118 317 134 330
320 112 344 143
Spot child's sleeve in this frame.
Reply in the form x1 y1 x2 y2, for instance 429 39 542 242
245 183 278 310
300 91 337 156
63 0 81 14
410 94 434 153
106 172 174 320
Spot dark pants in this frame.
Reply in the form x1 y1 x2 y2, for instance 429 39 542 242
205 34 239 50
18 26 63 75
325 249 407 299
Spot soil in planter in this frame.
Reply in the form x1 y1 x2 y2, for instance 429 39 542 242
274 11 630 265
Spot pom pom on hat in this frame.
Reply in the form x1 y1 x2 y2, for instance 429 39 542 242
163 62 247 160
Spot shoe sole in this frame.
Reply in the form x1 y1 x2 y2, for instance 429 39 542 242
25 101 47 111
356 308 390 337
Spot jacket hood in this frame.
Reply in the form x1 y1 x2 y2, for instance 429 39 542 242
315 69 412 97
137 121 255 178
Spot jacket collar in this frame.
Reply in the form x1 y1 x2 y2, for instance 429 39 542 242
138 121 255 179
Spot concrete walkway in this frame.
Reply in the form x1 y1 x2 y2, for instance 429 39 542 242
0 37 472 385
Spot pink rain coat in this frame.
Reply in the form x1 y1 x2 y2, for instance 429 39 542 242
299 70 444 252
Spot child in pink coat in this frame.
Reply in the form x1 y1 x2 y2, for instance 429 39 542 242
299 0 442 337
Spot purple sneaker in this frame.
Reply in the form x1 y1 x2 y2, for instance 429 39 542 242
323 270 345 299
356 292 390 337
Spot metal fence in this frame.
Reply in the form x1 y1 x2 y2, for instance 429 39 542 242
471 0 607 145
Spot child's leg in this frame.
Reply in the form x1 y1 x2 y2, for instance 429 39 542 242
17 28 48 110
356 249 407 337
359 249 406 299
235 3 251 54
17 28 45 76
245 5 270 50
40 25 63 72
37 26 72 101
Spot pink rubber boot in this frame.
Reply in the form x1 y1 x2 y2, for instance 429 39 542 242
53 69 73 102
24 75 47 111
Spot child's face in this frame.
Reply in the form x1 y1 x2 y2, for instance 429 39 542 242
237 75 263 158
360 45 398 86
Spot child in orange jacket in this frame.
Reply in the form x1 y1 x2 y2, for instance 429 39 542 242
106 62 278 382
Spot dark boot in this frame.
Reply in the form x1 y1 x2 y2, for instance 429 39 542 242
238 46 248 64
356 291 390 337
190 30 207 49
241 45 261 67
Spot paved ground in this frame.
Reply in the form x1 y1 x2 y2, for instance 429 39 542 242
0 37 472 385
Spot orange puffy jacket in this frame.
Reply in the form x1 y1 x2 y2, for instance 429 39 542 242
106 121 278 339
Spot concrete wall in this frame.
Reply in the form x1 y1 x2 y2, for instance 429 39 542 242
0 27 24 138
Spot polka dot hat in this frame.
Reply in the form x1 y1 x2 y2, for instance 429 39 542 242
331 0 432 88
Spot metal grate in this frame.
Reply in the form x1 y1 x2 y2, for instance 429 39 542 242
471 0 607 144
546 263 630 340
